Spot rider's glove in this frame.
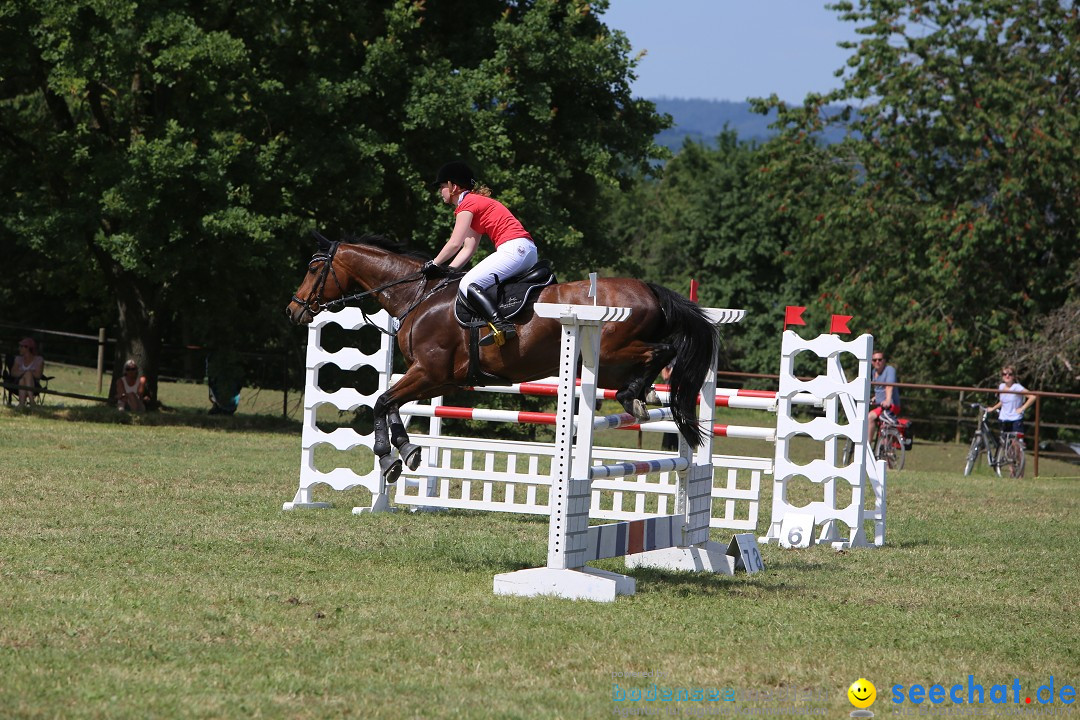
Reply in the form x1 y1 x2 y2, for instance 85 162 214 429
421 260 449 278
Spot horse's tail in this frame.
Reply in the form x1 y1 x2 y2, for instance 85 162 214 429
647 282 719 448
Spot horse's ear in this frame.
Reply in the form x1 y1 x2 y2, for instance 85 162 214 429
311 230 332 252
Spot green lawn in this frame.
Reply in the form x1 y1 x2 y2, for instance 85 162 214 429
2 372 1078 719
22 363 302 419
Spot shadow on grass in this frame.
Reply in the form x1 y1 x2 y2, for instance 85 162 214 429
427 509 549 525
626 565 796 596
29 403 301 434
434 551 796 597
403 511 812 596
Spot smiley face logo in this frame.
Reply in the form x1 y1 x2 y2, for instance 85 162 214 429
848 678 877 709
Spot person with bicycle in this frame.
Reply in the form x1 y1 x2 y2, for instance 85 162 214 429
986 366 1034 439
868 351 901 443
963 367 1031 478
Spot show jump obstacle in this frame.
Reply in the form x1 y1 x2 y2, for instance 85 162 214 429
490 301 731 600
287 306 769 530
760 330 886 550
287 299 886 599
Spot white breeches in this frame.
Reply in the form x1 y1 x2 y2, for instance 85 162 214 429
458 238 538 295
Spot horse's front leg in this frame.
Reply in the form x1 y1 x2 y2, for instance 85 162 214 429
373 366 456 484
387 406 423 472
372 394 403 484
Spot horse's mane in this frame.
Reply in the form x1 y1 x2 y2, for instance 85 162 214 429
342 232 432 261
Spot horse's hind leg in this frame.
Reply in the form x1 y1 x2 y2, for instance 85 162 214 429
609 343 676 419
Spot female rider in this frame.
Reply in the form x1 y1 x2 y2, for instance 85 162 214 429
423 162 537 347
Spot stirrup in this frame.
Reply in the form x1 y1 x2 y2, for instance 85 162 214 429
479 322 514 347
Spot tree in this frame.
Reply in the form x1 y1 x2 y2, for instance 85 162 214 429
0 0 667 401
1008 263 1080 389
609 130 805 376
751 0 1079 386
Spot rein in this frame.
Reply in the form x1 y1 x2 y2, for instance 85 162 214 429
321 273 427 311
295 241 454 337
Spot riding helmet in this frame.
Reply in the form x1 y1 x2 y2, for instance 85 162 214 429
432 161 476 190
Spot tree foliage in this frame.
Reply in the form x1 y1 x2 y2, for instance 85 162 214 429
0 0 666 396
751 0 1079 387
608 131 805 376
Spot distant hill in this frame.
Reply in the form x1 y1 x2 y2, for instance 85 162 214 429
649 97 848 150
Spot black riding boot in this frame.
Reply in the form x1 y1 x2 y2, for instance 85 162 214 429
466 284 517 347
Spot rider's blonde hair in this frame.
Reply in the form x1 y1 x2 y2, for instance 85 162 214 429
471 182 492 198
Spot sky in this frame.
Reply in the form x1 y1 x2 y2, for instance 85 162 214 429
600 1 860 103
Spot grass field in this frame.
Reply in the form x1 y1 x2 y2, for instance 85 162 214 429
2 369 1078 719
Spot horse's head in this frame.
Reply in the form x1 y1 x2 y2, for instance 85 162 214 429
286 231 344 324
286 232 429 324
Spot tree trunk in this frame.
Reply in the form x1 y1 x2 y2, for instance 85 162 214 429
103 266 162 407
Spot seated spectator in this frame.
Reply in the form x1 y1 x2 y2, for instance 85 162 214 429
12 337 44 408
115 359 150 412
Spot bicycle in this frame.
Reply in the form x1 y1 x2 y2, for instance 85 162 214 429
840 407 907 471
873 411 906 471
962 403 1025 478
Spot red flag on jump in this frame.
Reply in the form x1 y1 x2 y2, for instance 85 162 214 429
689 279 698 302
784 306 806 330
830 315 853 334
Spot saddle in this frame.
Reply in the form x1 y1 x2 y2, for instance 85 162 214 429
453 260 557 327
453 260 557 386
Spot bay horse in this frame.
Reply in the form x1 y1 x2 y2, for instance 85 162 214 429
286 233 718 484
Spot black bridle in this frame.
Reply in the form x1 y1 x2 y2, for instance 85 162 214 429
289 241 346 318
290 239 455 336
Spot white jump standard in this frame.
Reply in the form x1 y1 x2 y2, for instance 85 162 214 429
761 330 886 550
492 302 733 602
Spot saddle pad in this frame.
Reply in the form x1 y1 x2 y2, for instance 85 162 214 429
454 265 557 327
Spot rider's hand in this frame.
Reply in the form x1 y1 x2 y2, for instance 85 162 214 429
421 260 448 278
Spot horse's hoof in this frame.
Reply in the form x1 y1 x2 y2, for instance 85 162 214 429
379 456 402 485
644 389 661 405
400 442 423 471
631 399 650 421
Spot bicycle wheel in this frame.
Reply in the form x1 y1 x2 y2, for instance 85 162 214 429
963 436 982 476
889 429 906 471
840 439 854 465
873 434 887 462
874 433 896 470
1003 438 1026 479
967 436 984 474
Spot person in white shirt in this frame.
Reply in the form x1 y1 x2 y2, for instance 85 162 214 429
115 359 150 412
987 365 1034 435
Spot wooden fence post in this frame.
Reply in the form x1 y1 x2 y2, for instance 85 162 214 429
955 390 965 443
96 327 106 394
